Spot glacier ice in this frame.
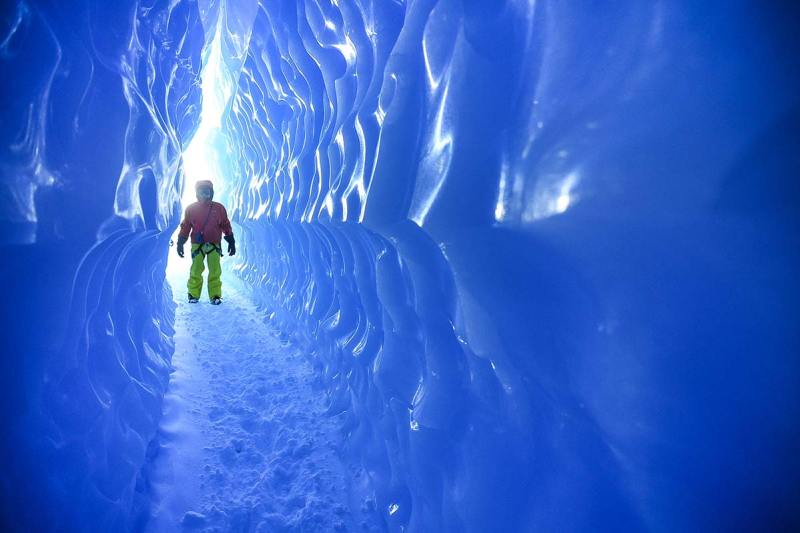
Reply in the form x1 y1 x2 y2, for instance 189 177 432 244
1 0 202 529
2 0 800 531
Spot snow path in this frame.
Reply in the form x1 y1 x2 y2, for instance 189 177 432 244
139 265 382 532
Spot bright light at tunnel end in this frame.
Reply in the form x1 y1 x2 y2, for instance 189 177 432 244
169 10 237 280
181 14 235 207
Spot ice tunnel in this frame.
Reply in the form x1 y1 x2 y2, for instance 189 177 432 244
1 0 799 531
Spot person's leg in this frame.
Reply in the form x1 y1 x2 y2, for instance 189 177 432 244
187 244 205 298
207 245 222 300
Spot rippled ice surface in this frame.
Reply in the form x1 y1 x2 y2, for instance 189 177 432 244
1 0 799 531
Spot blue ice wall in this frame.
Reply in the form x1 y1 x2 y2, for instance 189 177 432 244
221 1 800 531
1 0 799 531
1 1 204 529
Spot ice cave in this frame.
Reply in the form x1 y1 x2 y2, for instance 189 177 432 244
1 0 799 531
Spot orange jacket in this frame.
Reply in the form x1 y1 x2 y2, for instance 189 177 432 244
178 200 233 244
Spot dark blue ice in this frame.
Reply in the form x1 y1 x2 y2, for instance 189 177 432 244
1 0 798 531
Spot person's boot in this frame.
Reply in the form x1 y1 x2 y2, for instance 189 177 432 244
188 293 199 303
211 296 222 305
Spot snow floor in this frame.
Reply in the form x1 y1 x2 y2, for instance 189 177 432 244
138 261 383 532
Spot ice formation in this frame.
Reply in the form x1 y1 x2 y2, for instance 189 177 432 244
2 0 799 531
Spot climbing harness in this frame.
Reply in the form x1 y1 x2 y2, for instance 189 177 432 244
191 242 223 259
189 202 225 258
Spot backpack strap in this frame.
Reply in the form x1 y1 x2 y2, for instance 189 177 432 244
196 202 215 243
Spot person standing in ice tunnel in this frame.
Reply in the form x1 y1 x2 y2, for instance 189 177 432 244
175 180 236 305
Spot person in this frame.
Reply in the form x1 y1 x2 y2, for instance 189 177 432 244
176 180 236 304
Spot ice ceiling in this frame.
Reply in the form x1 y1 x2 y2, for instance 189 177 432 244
1 0 799 531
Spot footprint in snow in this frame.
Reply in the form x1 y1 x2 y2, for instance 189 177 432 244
180 511 206 529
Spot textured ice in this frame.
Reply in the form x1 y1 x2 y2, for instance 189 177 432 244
2 0 800 532
2 0 202 529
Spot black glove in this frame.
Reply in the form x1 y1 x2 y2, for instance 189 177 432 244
176 235 187 258
224 234 236 256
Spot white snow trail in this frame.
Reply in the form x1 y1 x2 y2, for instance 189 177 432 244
139 262 381 532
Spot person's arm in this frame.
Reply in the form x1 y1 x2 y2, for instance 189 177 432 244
220 205 236 256
176 206 192 257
